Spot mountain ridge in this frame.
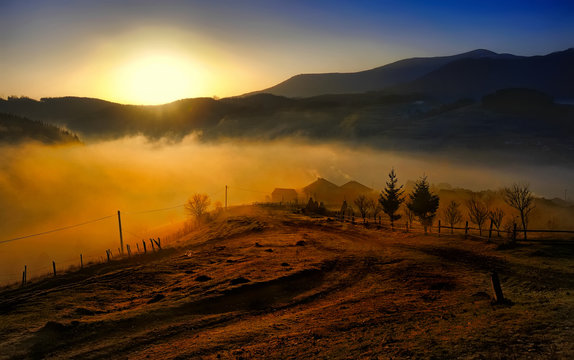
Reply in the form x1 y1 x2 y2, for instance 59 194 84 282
247 48 571 99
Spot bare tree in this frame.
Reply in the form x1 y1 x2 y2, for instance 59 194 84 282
488 208 505 237
185 193 211 226
371 199 382 222
354 195 371 223
466 195 489 236
443 200 463 234
504 183 535 240
404 207 415 228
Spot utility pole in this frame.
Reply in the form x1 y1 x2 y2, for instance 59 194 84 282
225 185 228 210
117 210 124 254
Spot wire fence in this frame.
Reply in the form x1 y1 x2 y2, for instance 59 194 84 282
3 185 571 288
0 185 254 287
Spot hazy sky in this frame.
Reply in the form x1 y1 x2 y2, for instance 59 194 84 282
1 0 573 104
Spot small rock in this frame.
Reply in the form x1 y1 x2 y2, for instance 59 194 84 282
281 262 290 267
147 293 165 304
74 307 95 316
195 275 212 282
264 249 273 252
296 240 306 246
230 277 250 285
254 242 263 247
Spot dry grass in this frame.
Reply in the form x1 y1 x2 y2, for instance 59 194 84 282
0 206 572 359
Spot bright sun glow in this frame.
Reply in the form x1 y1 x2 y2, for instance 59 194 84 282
113 53 201 105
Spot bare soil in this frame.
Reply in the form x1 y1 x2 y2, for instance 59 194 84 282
1 207 573 359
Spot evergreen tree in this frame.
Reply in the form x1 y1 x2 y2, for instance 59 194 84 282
379 169 404 228
407 176 439 233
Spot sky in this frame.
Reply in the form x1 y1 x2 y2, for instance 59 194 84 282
1 0 573 104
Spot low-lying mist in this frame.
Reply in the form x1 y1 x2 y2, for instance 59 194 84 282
1 136 572 284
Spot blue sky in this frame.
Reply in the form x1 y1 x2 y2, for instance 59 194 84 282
1 0 572 102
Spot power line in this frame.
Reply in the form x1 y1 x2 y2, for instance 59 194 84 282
0 214 115 245
124 203 185 215
228 186 269 195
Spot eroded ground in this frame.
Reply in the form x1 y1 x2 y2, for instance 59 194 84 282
1 207 573 359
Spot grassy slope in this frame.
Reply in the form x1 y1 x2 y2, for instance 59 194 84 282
0 207 572 359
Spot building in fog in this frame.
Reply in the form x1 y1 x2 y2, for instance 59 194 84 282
271 188 298 204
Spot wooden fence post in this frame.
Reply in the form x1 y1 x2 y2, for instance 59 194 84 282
464 221 469 239
80 254 83 269
52 261 56 277
488 220 493 241
438 220 441 235
136 243 140 253
106 250 111 262
149 239 155 252
127 244 131 257
153 238 162 250
142 240 147 254
491 271 505 303
22 265 27 287
512 223 517 242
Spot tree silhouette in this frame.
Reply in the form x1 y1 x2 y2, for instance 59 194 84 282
379 169 404 229
489 207 505 237
370 198 382 222
504 183 535 240
443 200 463 234
354 195 371 223
407 176 439 233
466 196 489 236
339 200 348 220
185 194 211 226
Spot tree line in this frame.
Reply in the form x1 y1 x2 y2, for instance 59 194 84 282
348 169 535 239
182 170 536 240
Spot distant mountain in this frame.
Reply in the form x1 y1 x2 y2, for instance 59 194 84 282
300 178 374 205
250 49 517 98
0 112 80 144
392 48 574 100
1 48 572 167
250 49 573 100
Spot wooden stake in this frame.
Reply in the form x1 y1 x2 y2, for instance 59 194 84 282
512 223 517 242
80 254 83 269
106 250 111 262
438 220 441 235
149 238 155 252
52 261 56 277
127 244 131 257
464 221 469 239
142 240 147 254
491 271 505 303
117 210 124 254
21 265 27 287
136 243 140 253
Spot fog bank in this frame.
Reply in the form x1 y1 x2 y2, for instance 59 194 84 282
1 136 572 284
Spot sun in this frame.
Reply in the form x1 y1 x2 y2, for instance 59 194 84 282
113 53 200 105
